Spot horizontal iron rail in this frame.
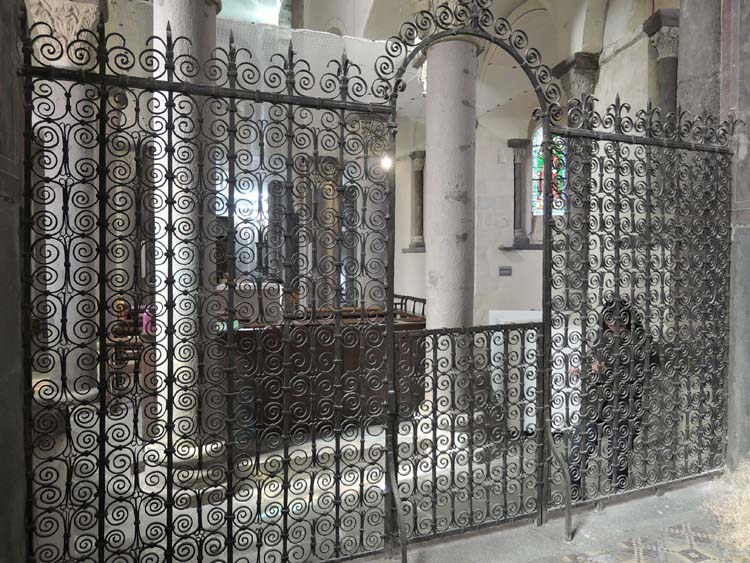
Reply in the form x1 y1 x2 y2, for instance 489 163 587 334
550 125 733 154
398 321 543 338
393 468 725 550
21 64 393 115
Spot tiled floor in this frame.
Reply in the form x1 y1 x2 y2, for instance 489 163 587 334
553 522 728 563
363 477 743 563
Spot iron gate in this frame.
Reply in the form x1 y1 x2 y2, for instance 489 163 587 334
547 95 734 510
19 1 735 562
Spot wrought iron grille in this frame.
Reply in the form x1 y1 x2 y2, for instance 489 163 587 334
547 96 736 509
19 1 736 562
21 8 396 563
394 324 544 539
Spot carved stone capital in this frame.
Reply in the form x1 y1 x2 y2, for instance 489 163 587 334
508 139 531 163
28 0 99 54
410 150 426 172
551 52 600 98
27 0 100 69
650 26 680 61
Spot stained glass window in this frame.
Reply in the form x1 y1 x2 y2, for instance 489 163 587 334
531 127 566 216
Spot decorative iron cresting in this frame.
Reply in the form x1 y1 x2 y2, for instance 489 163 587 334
19 0 736 562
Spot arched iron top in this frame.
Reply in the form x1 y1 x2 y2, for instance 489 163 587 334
372 0 563 124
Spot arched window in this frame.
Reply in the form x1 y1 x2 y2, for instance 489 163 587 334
531 127 567 216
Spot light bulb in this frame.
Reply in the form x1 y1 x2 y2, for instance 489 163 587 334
380 155 393 171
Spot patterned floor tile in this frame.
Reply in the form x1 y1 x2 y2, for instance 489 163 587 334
558 521 730 563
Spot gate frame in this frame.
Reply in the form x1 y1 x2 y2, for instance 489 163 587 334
375 1 564 553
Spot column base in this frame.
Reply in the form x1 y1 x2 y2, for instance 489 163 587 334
402 242 426 254
513 230 530 246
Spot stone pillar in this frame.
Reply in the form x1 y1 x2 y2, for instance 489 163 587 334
508 139 530 247
552 53 598 310
27 0 100 392
644 10 680 116
0 0 25 560
424 39 477 330
407 150 426 252
282 0 304 28
678 0 721 115
724 0 750 466
423 39 477 432
152 0 220 436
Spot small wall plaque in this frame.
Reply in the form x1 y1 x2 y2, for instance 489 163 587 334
498 266 513 277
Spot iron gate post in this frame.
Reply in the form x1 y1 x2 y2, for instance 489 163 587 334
535 328 546 526
20 6 34 562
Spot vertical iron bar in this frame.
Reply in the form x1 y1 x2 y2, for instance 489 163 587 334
644 110 654 486
612 96 623 492
132 136 143 440
281 41 296 563
684 157 694 479
165 22 175 563
449 335 456 527
580 133 592 496
20 6 35 562
384 102 402 557
431 333 438 535
484 331 492 523
502 332 509 520
226 31 238 563
385 120 408 563
672 142 683 482
534 326 545 526
308 134 320 560
540 114 554 525
96 14 109 563
658 144 668 485
333 53 349 560
411 337 418 536
628 153 637 491
132 135 146 552
467 333 475 528
519 331 526 511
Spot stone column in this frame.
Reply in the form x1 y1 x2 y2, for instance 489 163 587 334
27 0 100 394
424 39 477 432
508 139 530 247
644 10 680 116
406 150 426 252
678 0 721 115
152 0 220 437
424 39 477 330
552 53 598 310
281 0 304 28
724 0 750 466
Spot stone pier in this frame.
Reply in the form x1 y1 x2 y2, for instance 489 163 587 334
424 39 477 331
678 0 721 116
644 9 680 116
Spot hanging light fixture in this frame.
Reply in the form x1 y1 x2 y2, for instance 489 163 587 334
380 155 394 171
